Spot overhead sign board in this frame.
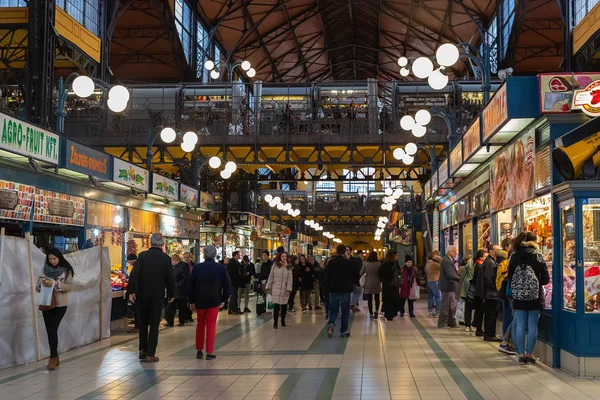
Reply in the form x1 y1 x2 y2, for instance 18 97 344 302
572 79 600 117
63 140 112 180
482 83 508 142
462 117 481 162
152 173 179 202
112 159 149 192
539 73 600 113
180 184 198 207
0 111 60 164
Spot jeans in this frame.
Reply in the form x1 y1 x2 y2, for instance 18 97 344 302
399 298 414 316
300 290 312 309
351 285 363 307
239 283 251 310
42 306 67 358
427 281 441 312
367 293 380 315
513 309 540 355
328 292 351 333
500 297 513 336
165 298 188 325
437 291 457 327
196 306 219 354
138 297 164 356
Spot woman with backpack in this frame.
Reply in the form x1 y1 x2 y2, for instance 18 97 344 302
378 250 400 321
508 232 550 364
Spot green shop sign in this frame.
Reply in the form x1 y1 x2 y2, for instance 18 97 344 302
0 111 60 165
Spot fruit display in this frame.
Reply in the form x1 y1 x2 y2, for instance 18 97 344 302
110 266 128 292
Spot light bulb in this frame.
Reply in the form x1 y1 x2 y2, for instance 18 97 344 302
160 127 176 143
415 109 431 126
210 69 220 79
107 97 127 112
247 68 256 78
204 60 215 70
264 194 273 202
269 200 277 207
394 188 404 197
428 69 449 90
72 75 95 98
108 85 130 103
412 57 434 79
224 161 237 173
400 67 410 77
385 187 393 196
284 203 292 211
241 60 251 71
277 203 285 210
272 196 281 205
220 169 232 179
183 131 198 145
393 147 406 160
381 203 387 210
208 156 222 169
398 56 408 67
400 115 416 131
304 220 311 226
412 124 426 138
181 140 195 153
405 142 418 156
402 154 415 164
436 43 460 67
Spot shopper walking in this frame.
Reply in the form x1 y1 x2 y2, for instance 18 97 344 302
188 246 231 360
425 251 441 317
509 232 550 364
459 251 485 331
298 255 315 312
36 248 74 370
399 255 418 317
497 241 516 354
257 251 272 302
226 251 243 314
240 255 255 313
438 246 460 328
128 232 175 363
326 244 358 337
378 250 401 321
346 246 363 312
165 254 190 327
308 255 322 309
266 252 294 328
360 251 382 319
288 255 300 313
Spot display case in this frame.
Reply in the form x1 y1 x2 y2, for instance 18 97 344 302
561 201 576 311
582 200 600 313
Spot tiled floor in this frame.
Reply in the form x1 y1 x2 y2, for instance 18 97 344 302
0 301 598 400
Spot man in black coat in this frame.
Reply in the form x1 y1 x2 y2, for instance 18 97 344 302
326 244 360 338
240 255 256 313
257 251 272 302
128 233 175 363
227 251 244 314
474 244 501 341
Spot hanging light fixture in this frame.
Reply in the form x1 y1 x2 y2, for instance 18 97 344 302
412 57 434 79
183 131 198 146
393 148 406 160
209 156 222 169
204 60 215 70
400 115 416 131
241 60 251 71
415 110 432 126
160 127 176 143
411 124 427 138
210 69 220 79
72 76 95 98
405 142 418 156
397 56 408 67
435 43 460 67
264 194 273 202
428 69 449 90
181 140 195 153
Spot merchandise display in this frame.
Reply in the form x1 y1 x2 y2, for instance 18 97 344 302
462 222 472 259
523 194 552 308
478 218 491 251
497 209 512 241
562 204 576 310
583 202 600 313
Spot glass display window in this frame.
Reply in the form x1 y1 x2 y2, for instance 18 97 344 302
452 227 459 250
583 200 600 313
462 222 473 260
562 202 576 311
478 218 491 251
497 209 512 242
523 194 553 309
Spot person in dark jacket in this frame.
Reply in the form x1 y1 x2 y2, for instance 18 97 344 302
258 251 272 301
437 246 460 328
298 255 315 312
473 245 500 339
326 245 359 338
346 246 364 312
227 251 244 314
128 232 175 363
189 245 231 360
182 252 196 322
399 255 418 318
125 253 139 334
240 255 256 313
165 254 190 327
509 232 550 364
308 255 323 309
378 250 401 321
288 255 300 313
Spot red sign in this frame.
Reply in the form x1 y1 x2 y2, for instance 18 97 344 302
572 79 600 117
482 83 508 141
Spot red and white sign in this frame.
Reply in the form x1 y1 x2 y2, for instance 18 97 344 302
572 79 600 117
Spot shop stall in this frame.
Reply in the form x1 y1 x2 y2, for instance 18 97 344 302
159 214 200 258
0 179 34 237
126 208 159 271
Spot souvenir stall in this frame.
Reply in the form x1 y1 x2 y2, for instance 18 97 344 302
159 214 187 256
0 179 34 237
199 228 221 262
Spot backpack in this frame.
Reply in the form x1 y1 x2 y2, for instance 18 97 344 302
511 263 539 302
495 259 509 292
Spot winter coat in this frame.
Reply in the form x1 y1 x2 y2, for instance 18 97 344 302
258 259 272 282
360 261 382 294
459 260 475 299
311 262 323 282
227 259 244 288
399 265 418 299
439 255 460 292
326 255 359 293
266 263 294 304
128 247 175 300
241 262 256 284
475 256 498 300
188 259 232 309
508 241 550 310
378 262 400 304
173 262 190 299
298 263 315 291
425 260 440 282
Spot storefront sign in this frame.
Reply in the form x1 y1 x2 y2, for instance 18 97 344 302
482 83 508 142
463 117 481 161
113 159 149 192
34 189 84 226
152 173 179 201
64 140 111 180
0 111 59 164
0 180 34 221
450 141 463 176
431 171 438 194
432 210 440 251
490 129 536 211
180 184 198 207
200 191 214 210
472 182 490 216
438 159 450 188
572 79 600 117
535 145 551 191
423 179 431 200
159 214 183 237
539 73 600 113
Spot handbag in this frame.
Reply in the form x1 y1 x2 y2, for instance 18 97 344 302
256 291 266 315
359 274 367 288
409 281 420 300
456 298 465 323
266 294 274 311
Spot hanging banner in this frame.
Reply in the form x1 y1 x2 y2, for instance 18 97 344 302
482 83 508 142
490 129 536 211
450 141 463 176
180 184 198 207
438 159 450 188
0 180 34 221
112 159 149 192
33 189 85 226
200 191 215 210
63 140 111 180
0 111 60 164
539 73 600 113
151 173 179 202
463 117 481 161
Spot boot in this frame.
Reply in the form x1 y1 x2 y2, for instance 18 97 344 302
47 357 59 370
273 305 279 329
281 306 287 327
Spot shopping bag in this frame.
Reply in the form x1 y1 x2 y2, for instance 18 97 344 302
456 298 465 323
38 279 55 306
359 274 367 288
266 294 274 311
409 282 420 300
256 293 266 315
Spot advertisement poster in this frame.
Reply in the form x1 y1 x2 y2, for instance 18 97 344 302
200 192 215 210
159 215 183 237
490 129 535 211
438 160 449 187
64 140 111 180
0 111 60 164
539 73 600 113
572 79 600 117
463 118 481 161
482 83 508 141
113 159 149 192
450 141 463 175
423 180 431 200
152 173 179 202
180 184 198 207
0 180 34 221
33 189 85 226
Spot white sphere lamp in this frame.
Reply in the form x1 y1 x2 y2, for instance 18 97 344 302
183 131 198 145
415 109 431 126
220 169 232 179
400 67 410 77
108 85 130 103
397 56 408 67
385 187 393 196
264 194 273 202
247 68 256 78
224 161 237 173
436 43 460 67
208 156 222 169
400 115 416 131
402 154 415 165
107 97 127 112
412 124 427 138
210 69 220 80
204 60 215 70
72 75 95 98
405 142 418 156
241 60 251 71
428 69 449 90
181 140 195 153
160 127 176 143
393 147 406 160
412 57 434 79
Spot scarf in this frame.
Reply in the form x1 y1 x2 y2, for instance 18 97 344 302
44 263 67 279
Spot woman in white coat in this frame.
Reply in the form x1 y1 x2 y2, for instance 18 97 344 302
266 252 294 329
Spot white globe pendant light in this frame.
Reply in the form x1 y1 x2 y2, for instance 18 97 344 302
385 187 393 196
108 85 130 103
181 140 195 153
405 142 418 156
400 67 410 77
224 161 237 173
241 60 251 71
208 156 222 169
183 131 198 145
277 203 285 210
272 196 281 205
247 68 256 78
436 43 460 67
412 57 434 79
415 109 431 126
400 115 416 131
402 154 415 165
394 188 404 197
72 75 95 98
204 60 215 71
428 69 449 90
220 169 232 179
393 147 406 160
304 219 311 226
160 127 176 143
381 203 387 210
264 194 273 202
412 124 426 138
397 56 408 67
210 69 220 79
107 97 127 112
